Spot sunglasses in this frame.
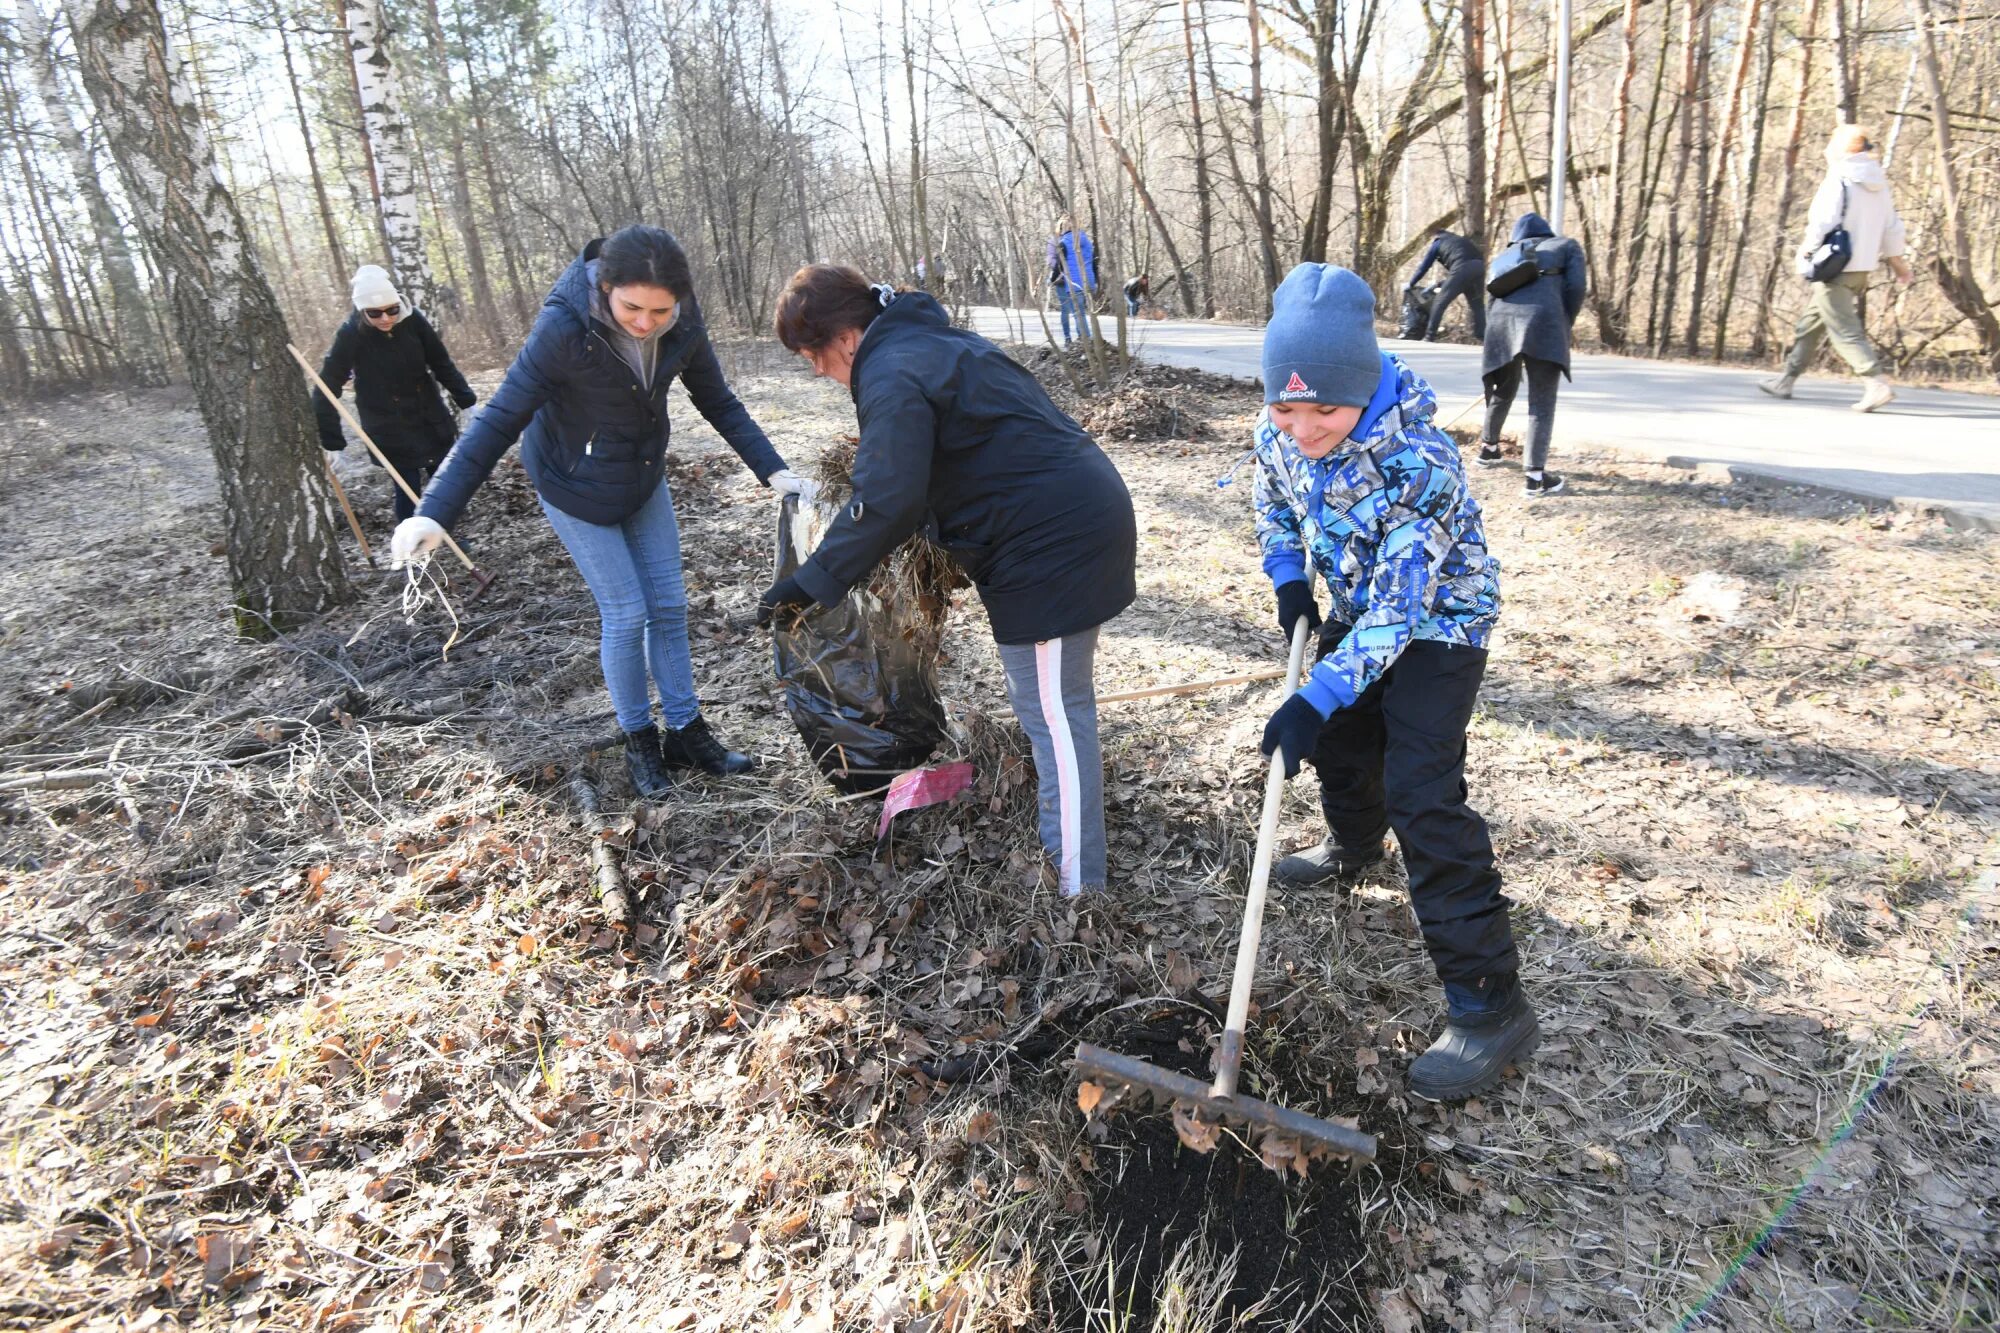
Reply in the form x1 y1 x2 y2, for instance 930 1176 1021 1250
362 303 401 319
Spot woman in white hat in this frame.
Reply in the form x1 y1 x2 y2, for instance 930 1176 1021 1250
312 265 478 522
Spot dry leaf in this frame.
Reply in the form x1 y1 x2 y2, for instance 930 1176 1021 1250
964 1110 998 1143
1076 1081 1104 1117
1171 1100 1221 1153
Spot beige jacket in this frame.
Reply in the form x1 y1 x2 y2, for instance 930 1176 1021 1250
1798 154 1908 276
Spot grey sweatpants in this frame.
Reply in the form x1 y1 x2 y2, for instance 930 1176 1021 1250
997 626 1106 896
1482 354 1563 471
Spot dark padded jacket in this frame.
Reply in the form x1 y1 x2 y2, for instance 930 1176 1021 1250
1409 230 1484 285
313 309 473 465
1482 212 1588 378
793 292 1136 645
419 240 784 529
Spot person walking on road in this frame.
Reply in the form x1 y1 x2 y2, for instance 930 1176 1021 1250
313 265 478 524
1250 262 1533 1102
1761 124 1914 413
1405 228 1487 341
763 264 1138 898
390 225 813 799
1479 212 1587 499
1047 216 1098 344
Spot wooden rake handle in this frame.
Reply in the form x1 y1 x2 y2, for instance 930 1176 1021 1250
285 342 478 573
1210 608 1316 1101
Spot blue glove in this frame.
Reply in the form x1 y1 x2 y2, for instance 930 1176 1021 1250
1274 579 1321 640
1261 692 1328 779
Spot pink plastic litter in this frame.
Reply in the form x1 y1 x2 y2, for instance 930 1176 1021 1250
875 761 977 841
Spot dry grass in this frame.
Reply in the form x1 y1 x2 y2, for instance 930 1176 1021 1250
0 348 1994 1331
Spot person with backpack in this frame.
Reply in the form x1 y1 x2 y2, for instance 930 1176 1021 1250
1760 124 1914 413
1123 273 1149 318
1047 216 1098 344
389 226 812 799
761 264 1138 898
313 265 478 524
1478 212 1587 499
1404 228 1486 341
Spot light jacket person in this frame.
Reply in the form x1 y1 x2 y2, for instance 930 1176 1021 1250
1762 124 1914 412
1251 262 1532 1103
1405 229 1486 341
1479 212 1587 498
762 264 1137 897
391 226 811 799
314 265 477 522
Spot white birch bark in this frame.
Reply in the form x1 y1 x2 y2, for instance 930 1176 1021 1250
16 0 166 383
62 0 348 631
345 0 434 317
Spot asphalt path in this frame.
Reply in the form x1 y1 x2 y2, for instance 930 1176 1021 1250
967 305 2000 531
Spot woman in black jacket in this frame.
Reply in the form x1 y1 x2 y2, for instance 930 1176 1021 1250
1478 213 1587 499
391 227 811 798
314 265 477 522
760 264 1137 898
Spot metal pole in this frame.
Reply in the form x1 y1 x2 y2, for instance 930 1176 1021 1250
1550 0 1573 231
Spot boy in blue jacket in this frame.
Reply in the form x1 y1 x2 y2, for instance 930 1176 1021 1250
1250 263 1536 1102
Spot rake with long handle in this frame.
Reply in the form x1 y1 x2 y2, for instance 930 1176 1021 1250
320 453 377 568
286 343 497 597
1073 593 1377 1162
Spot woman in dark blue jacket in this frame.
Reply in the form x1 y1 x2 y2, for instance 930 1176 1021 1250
392 226 809 797
760 264 1136 897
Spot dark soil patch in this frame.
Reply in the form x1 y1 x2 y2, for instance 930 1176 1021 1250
1048 1007 1374 1330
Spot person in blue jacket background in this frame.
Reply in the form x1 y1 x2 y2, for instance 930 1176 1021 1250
1251 262 1537 1103
390 225 812 798
1047 216 1098 344
761 263 1136 898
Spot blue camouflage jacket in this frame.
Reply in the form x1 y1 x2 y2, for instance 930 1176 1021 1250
1252 353 1501 715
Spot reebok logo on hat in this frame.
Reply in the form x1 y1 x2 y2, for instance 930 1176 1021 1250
1278 371 1315 401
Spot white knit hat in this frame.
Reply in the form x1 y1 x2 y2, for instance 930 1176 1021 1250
351 265 402 312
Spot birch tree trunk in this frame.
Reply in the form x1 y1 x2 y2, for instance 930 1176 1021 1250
15 0 165 383
64 0 348 632
345 0 433 318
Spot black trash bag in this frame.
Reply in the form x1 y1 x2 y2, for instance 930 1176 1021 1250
1398 280 1443 340
771 495 949 794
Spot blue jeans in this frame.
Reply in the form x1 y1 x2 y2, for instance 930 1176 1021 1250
1056 282 1082 342
540 483 699 733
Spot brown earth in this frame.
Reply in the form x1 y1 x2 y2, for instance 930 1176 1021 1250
0 342 1995 1331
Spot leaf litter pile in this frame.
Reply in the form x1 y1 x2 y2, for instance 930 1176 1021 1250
2 349 1996 1331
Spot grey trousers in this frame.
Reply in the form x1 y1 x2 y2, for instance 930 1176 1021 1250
1783 270 1885 378
997 626 1106 896
1483 354 1563 471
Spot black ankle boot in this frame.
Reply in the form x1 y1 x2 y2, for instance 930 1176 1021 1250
1274 835 1386 888
1408 974 1540 1102
624 726 675 799
659 716 757 776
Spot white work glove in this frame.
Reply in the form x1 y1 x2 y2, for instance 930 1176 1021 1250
767 469 818 504
390 516 447 568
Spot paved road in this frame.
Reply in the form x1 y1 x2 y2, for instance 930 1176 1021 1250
967 306 2000 531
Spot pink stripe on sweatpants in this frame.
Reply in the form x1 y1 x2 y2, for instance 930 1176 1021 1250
1035 638 1084 897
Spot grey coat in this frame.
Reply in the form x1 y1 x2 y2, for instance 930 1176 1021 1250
1481 213 1587 379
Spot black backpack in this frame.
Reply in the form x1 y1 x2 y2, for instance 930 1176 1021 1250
1486 236 1566 298
1805 184 1852 283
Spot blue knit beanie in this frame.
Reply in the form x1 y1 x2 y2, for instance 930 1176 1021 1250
1262 263 1381 407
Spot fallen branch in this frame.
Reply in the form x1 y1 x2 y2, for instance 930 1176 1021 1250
569 773 631 928
0 767 115 794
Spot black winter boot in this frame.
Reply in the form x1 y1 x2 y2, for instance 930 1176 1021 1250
1274 835 1387 889
624 726 675 800
1408 974 1539 1102
659 715 757 776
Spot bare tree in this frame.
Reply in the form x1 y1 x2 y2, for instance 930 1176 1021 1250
346 0 433 316
64 0 347 631
1909 0 2000 373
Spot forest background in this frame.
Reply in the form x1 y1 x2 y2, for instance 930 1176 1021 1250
3 0 1999 409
